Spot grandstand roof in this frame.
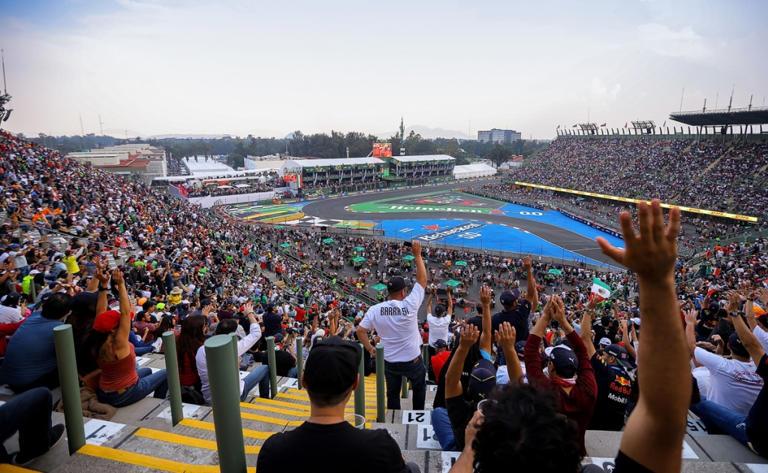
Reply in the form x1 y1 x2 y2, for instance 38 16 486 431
670 106 768 126
283 157 385 167
390 154 455 163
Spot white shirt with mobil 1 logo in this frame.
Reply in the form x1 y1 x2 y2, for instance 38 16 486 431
360 282 425 363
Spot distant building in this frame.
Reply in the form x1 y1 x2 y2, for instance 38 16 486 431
66 144 167 183
477 128 521 144
386 155 455 184
281 157 386 191
244 155 289 174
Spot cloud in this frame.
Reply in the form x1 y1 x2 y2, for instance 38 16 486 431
590 77 622 102
637 23 709 60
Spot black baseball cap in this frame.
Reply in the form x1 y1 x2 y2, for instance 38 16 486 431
434 339 448 349
468 358 496 400
548 345 579 378
387 276 407 293
303 336 362 397
500 291 517 306
605 344 633 370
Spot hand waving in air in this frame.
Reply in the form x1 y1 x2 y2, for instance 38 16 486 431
459 324 480 349
596 199 680 282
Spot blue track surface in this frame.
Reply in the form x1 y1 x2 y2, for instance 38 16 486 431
498 203 624 248
377 218 613 267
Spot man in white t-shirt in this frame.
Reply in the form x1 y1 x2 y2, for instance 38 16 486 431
426 287 453 350
686 316 763 415
358 240 428 410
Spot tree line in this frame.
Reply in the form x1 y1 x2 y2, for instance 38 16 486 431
25 131 549 169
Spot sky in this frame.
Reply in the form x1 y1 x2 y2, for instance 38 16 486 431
1 0 766 139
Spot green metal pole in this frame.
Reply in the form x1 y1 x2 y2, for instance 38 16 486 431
376 344 385 422
296 338 303 389
204 335 247 473
354 343 365 420
230 333 239 373
53 324 85 454
29 277 37 303
401 376 408 399
266 336 278 399
162 331 183 426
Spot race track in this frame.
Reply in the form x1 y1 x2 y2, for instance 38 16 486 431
301 183 622 268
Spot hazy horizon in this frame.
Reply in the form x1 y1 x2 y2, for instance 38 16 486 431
1 0 766 139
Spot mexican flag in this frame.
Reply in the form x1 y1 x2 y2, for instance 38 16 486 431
590 278 612 301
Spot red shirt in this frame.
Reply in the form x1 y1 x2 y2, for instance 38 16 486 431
431 351 451 381
295 307 306 323
179 351 200 387
524 331 597 456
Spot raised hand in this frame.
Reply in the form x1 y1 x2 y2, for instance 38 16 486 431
596 199 681 282
726 290 741 314
111 268 124 287
96 265 111 286
522 255 532 271
411 240 422 256
480 285 492 305
459 324 480 349
495 321 517 349
683 307 697 326
550 295 566 324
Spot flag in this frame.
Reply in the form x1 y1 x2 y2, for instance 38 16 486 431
590 278 612 301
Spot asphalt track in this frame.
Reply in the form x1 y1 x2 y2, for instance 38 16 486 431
302 183 618 266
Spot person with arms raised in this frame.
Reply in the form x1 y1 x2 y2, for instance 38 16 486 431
451 200 692 472
357 240 428 410
85 269 169 407
524 294 597 455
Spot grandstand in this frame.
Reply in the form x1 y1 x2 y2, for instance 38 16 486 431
2 127 768 473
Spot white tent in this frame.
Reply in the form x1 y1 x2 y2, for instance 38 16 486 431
453 163 497 180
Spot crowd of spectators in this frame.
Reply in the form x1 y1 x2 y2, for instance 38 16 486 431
1 130 767 471
507 136 768 217
179 173 284 198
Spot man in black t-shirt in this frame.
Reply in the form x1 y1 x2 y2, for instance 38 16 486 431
490 257 538 339
589 344 635 431
257 336 418 473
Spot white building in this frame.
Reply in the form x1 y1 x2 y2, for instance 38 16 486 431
477 129 522 144
453 163 497 180
66 144 167 183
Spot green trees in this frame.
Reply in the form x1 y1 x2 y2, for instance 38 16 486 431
29 129 550 167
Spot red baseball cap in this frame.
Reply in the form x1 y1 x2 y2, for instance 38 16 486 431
93 310 121 333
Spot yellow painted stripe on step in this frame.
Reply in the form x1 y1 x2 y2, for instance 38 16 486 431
77 444 256 473
134 428 261 454
241 401 309 415
179 418 273 440
241 401 377 418
241 411 303 427
277 392 377 407
0 465 39 473
248 397 372 413
248 397 311 410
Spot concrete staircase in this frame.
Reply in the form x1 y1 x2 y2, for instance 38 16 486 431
2 353 767 473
